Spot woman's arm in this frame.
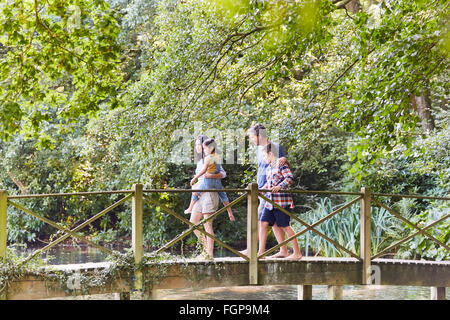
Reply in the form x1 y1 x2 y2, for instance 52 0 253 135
272 166 293 192
279 166 294 189
204 171 225 179
204 164 226 179
277 157 289 167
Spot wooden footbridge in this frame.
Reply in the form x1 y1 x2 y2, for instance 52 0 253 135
1 184 449 300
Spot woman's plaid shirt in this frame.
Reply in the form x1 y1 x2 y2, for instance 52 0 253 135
262 163 294 209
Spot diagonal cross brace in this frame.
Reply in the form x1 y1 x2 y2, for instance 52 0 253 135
258 193 362 260
9 194 133 263
144 193 249 260
258 194 362 259
372 198 450 259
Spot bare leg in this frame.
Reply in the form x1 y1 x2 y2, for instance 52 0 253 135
203 213 215 259
190 211 207 257
282 226 302 260
185 196 198 214
258 221 270 258
239 220 262 256
268 224 289 258
240 200 265 255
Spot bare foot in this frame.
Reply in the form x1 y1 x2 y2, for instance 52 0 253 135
204 254 214 261
184 209 191 214
193 255 205 261
284 254 303 261
194 252 210 261
267 251 289 259
239 249 248 255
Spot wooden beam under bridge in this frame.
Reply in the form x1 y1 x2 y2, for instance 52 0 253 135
4 257 449 300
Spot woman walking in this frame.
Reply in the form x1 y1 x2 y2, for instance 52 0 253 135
188 135 234 260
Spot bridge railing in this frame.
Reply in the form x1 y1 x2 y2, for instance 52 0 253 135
0 185 448 286
0 185 251 290
0 189 135 265
142 186 249 260
255 186 367 283
370 192 450 260
265 187 449 283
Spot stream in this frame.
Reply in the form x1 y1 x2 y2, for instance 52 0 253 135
9 244 449 300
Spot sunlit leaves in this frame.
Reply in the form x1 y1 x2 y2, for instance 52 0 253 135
328 0 449 177
0 0 123 140
207 0 250 19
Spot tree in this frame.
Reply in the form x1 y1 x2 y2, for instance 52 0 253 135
0 0 123 142
110 0 448 182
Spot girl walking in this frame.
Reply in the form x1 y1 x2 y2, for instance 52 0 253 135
258 143 302 260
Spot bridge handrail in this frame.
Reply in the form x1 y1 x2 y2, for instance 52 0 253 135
7 189 447 200
7 190 134 199
371 193 450 201
0 185 448 287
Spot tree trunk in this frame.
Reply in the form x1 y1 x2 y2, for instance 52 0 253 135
411 88 435 132
345 0 362 13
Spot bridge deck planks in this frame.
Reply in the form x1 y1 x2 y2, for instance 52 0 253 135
5 257 449 300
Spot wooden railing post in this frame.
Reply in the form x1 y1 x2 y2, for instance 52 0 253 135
132 184 143 291
360 187 371 285
430 287 446 300
327 285 343 300
298 285 312 300
247 183 258 285
0 190 7 262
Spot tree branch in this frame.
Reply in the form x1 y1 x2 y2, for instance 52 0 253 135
306 48 374 109
334 0 354 9
8 171 28 194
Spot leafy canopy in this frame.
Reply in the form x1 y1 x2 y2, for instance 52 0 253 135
0 0 123 142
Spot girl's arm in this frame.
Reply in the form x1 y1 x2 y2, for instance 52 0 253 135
205 161 226 179
191 161 209 185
